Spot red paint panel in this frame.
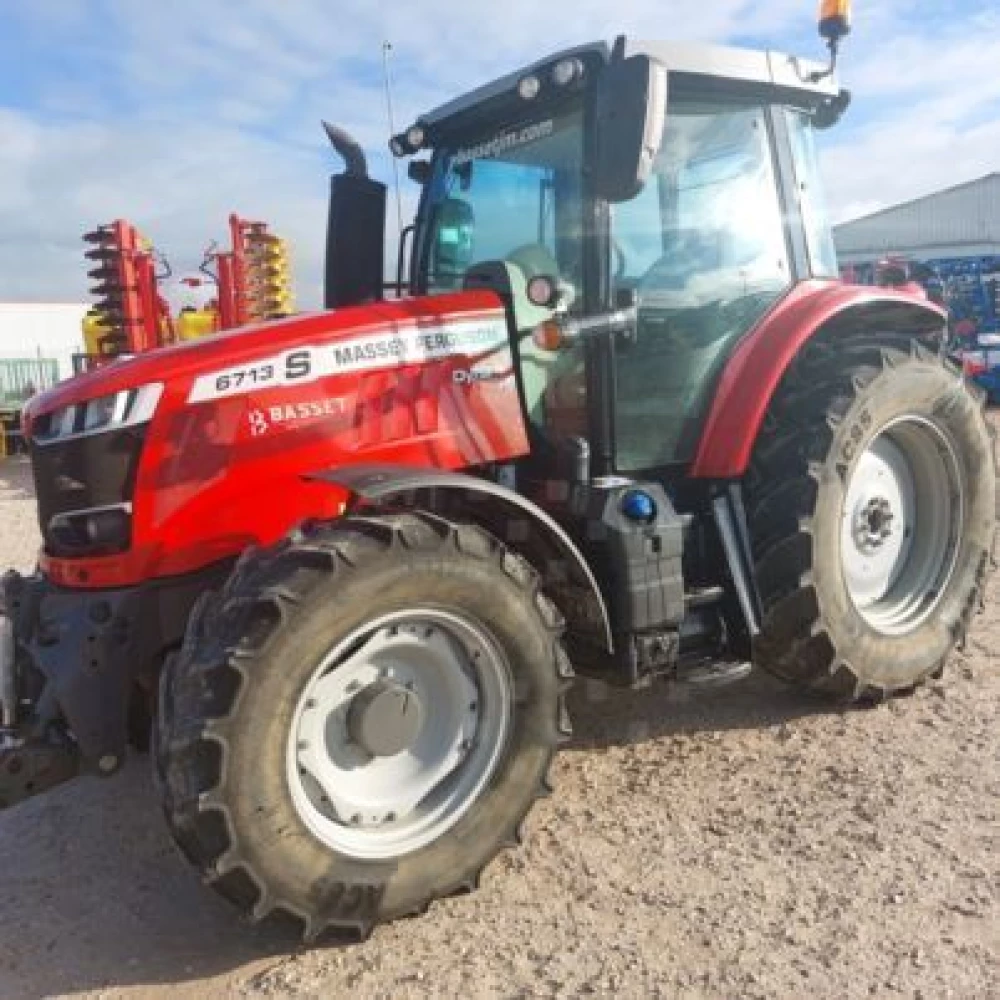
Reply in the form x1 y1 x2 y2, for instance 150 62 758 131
35 291 529 589
689 280 948 480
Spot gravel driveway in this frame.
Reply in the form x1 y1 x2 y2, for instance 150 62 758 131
0 454 996 999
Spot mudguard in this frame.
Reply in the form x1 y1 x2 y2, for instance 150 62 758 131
309 464 614 652
690 280 948 479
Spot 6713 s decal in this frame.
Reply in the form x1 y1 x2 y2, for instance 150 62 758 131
187 317 508 404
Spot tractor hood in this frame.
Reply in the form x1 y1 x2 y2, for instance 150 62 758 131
24 290 507 426
28 287 530 591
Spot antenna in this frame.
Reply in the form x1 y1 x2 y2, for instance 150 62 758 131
381 41 404 247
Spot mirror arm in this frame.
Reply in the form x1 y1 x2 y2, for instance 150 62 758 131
561 304 638 343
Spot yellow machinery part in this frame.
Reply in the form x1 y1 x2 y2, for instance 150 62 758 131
82 309 114 356
176 308 220 342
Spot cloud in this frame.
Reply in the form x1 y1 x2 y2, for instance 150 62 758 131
2 0 998 305
1 2 458 303
820 4 1000 223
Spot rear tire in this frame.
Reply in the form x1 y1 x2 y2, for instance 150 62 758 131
155 511 571 940
747 337 996 700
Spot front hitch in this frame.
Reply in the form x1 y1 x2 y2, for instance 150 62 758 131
0 559 231 811
0 571 81 810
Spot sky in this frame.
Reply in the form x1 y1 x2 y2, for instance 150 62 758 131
1 0 998 307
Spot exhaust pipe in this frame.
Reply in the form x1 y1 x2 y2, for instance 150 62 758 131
322 121 368 178
322 121 386 308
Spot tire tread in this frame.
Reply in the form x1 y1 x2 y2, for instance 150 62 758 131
156 512 571 941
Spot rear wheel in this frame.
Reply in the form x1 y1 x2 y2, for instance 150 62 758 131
747 337 996 700
155 512 571 940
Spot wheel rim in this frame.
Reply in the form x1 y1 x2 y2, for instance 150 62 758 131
286 608 513 861
840 415 964 635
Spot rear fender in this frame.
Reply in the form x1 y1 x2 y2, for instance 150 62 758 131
309 464 614 652
690 281 948 480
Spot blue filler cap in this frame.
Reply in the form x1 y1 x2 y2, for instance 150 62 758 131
620 489 657 523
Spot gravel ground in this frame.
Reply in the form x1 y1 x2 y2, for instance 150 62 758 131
0 453 997 1000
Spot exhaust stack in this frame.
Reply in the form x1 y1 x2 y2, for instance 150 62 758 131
321 122 386 308
322 121 368 178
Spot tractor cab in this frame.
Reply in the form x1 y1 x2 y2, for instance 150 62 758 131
331 38 850 479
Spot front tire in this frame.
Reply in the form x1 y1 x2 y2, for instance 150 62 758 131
747 337 996 700
155 512 571 940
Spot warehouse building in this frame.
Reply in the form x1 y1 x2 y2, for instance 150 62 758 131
834 174 1000 333
834 173 1000 264
0 302 87 382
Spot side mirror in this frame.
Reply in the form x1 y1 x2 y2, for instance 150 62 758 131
593 47 667 203
407 160 432 185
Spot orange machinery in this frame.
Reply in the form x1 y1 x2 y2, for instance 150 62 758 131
79 215 295 370
79 220 173 371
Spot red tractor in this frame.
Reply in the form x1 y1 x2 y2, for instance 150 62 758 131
1 25 995 941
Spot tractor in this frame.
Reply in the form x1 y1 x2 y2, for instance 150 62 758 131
1 15 995 942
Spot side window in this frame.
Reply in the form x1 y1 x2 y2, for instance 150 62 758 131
640 106 789 305
786 110 839 278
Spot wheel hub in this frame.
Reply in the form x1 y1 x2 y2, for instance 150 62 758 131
840 416 963 634
287 609 512 859
852 495 895 554
346 679 425 758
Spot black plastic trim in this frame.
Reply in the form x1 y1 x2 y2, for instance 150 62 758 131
308 463 614 651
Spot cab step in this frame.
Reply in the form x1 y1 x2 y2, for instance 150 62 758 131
674 658 752 687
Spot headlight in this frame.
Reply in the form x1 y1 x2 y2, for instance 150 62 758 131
33 382 163 445
82 393 122 432
48 504 132 555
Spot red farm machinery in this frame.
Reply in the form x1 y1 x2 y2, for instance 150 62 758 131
78 215 294 371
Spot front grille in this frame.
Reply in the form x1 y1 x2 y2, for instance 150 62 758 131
29 426 146 556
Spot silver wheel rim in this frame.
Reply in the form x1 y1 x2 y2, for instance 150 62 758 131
840 415 963 635
286 608 513 861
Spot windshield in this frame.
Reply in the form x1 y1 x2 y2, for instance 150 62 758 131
421 109 585 298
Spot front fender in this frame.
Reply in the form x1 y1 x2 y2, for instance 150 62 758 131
690 280 947 479
309 464 614 652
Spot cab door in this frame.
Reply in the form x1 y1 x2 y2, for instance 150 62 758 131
610 98 793 472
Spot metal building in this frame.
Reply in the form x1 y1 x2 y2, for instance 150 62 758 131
0 302 87 382
834 174 1000 335
834 173 1000 265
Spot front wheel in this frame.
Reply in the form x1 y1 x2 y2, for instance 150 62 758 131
747 337 996 700
155 512 571 940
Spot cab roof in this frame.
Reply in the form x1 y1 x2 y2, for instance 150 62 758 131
417 37 839 135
